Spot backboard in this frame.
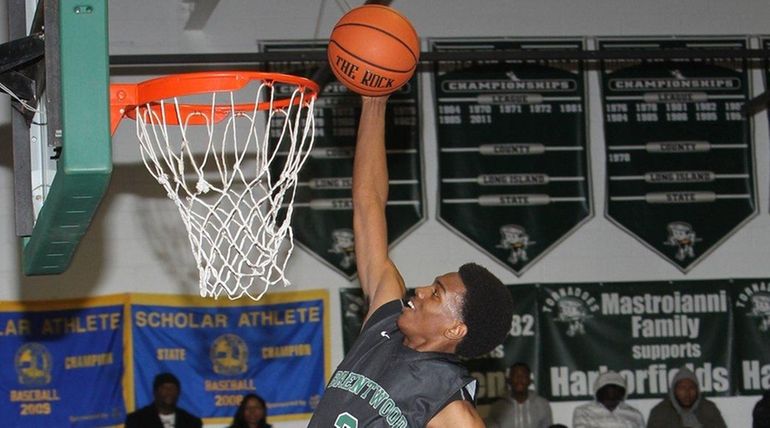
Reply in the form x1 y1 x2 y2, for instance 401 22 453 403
5 0 111 275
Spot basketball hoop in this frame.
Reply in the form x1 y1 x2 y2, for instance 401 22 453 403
110 71 319 300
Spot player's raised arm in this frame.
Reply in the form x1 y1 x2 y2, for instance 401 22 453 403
353 96 406 321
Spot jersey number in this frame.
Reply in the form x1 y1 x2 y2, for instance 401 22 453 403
334 412 358 428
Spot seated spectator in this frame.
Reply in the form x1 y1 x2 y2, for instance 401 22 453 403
229 393 271 428
647 366 726 428
572 370 645 428
485 362 552 428
754 390 770 428
125 372 202 428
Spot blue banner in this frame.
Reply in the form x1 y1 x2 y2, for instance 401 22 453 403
0 297 126 427
129 291 328 424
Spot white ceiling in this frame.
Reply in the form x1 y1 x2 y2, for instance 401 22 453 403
107 0 770 55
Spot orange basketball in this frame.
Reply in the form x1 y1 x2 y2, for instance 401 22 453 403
328 5 420 96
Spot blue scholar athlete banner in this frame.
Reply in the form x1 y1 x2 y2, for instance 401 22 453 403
0 296 126 427
128 290 329 424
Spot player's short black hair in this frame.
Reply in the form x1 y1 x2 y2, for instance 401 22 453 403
153 372 180 392
456 263 513 358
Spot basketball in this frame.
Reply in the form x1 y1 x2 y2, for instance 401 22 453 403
328 5 420 96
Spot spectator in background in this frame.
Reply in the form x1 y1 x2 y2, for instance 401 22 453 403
485 362 553 428
753 390 770 428
125 372 202 428
647 366 726 428
229 393 272 428
573 370 645 428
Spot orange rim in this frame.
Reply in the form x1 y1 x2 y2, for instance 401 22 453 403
110 71 319 135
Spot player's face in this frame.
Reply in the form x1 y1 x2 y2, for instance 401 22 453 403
674 378 699 409
243 396 266 425
399 272 466 341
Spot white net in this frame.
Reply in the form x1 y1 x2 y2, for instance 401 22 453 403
131 80 316 300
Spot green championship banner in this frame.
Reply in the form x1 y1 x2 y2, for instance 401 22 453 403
128 291 329 424
430 37 592 276
0 296 126 427
339 288 367 353
261 40 424 280
599 37 757 272
339 279 770 402
539 281 734 400
733 279 770 394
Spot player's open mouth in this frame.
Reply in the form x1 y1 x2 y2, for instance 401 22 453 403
407 300 416 310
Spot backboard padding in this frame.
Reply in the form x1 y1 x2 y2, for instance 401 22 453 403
18 0 112 275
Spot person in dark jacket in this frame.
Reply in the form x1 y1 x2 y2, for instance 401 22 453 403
754 390 770 428
125 372 202 428
647 366 726 428
229 393 272 428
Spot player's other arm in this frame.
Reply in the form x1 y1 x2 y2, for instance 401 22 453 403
354 96 406 322
427 400 485 428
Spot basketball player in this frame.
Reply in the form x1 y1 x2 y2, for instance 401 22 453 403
308 96 514 427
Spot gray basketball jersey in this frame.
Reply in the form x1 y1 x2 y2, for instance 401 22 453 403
308 300 477 427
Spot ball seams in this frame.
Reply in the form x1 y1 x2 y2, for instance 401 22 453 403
331 22 419 61
328 39 417 75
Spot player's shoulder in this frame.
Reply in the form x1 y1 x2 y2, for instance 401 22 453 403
363 263 406 319
428 400 484 428
361 299 403 332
